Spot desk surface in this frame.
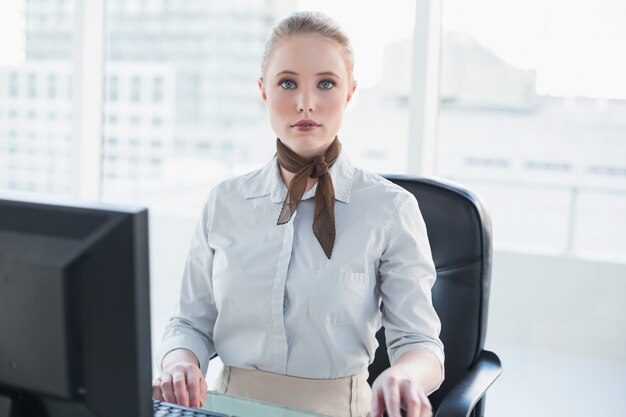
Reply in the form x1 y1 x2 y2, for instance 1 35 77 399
201 391 329 417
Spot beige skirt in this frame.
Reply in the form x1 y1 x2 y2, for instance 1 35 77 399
218 366 371 417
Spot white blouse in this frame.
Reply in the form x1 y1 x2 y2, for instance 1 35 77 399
158 151 445 385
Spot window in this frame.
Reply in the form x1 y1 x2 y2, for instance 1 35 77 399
153 76 163 102
9 73 18 97
437 0 626 262
130 76 141 102
47 73 57 98
27 73 36 97
108 75 119 101
101 0 275 202
66 74 72 99
0 0 76 196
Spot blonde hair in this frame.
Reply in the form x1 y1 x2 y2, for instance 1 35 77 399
260 11 355 82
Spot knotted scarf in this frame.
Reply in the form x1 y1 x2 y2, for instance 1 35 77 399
276 137 341 259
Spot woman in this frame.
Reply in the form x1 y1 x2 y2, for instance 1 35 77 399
153 11 444 417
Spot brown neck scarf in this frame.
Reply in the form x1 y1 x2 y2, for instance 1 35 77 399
276 137 341 259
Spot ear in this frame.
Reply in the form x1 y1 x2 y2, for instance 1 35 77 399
345 80 357 106
258 78 267 102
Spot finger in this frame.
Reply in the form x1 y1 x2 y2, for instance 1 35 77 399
172 374 190 407
186 372 201 408
199 377 208 407
370 385 385 417
417 390 432 417
152 378 165 401
382 377 402 417
399 381 420 417
160 375 176 403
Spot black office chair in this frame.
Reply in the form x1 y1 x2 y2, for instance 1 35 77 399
368 175 502 417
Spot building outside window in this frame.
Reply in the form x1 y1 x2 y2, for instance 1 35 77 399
437 0 626 261
0 0 75 195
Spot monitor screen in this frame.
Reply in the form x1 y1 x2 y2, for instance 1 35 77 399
0 194 152 417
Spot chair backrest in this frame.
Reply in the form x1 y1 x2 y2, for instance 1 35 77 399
368 175 493 410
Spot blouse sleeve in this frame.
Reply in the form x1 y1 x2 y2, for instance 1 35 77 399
378 192 445 391
157 191 219 375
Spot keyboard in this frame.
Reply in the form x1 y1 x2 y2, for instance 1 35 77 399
153 399 231 417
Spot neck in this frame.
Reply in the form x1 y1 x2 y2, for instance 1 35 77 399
291 143 332 160
277 142 332 191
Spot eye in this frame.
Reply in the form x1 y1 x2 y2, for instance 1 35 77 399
318 80 335 90
279 80 297 89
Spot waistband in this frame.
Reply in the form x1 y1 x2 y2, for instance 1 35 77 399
218 366 371 417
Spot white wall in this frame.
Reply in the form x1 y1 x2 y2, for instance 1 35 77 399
485 250 626 416
487 250 626 360
148 210 195 362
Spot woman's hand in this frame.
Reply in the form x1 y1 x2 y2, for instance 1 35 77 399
371 364 433 417
371 349 442 417
152 348 208 408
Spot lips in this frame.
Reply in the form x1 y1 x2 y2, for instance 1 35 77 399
292 119 321 127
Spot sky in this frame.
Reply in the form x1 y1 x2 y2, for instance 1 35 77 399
1 0 625 99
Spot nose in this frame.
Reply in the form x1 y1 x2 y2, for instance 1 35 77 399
296 89 315 113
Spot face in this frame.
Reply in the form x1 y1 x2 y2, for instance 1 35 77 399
258 34 356 158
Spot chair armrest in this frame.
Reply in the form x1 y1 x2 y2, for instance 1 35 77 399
435 350 502 417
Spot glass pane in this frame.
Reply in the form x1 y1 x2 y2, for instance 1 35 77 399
437 0 626 262
0 0 76 196
101 0 275 209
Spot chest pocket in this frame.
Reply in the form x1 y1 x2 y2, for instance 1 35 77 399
307 269 370 326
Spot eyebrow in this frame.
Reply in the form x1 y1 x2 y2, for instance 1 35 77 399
274 70 340 78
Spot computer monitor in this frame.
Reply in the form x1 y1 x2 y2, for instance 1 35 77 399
0 194 152 417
